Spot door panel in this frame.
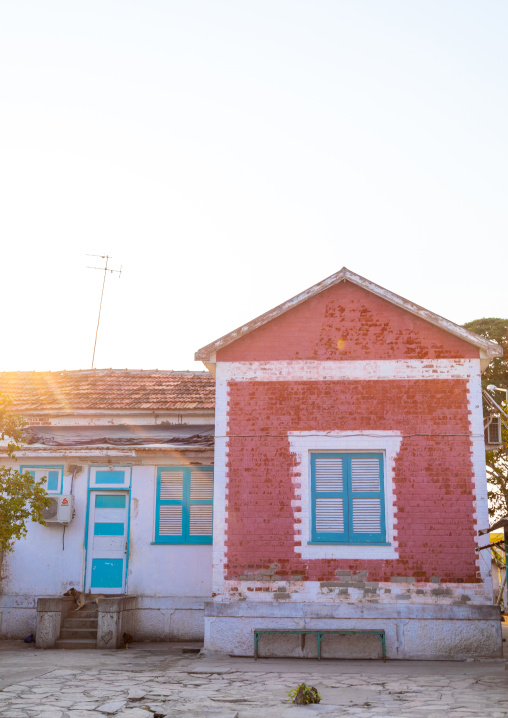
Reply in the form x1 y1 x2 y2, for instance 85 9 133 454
85 491 129 594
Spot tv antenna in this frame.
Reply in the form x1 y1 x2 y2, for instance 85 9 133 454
86 254 122 369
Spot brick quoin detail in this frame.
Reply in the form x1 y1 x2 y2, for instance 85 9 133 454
217 281 477 362
224 379 478 584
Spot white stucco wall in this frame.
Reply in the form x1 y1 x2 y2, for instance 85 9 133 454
128 464 212 597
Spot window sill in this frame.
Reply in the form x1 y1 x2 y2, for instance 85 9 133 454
150 541 213 546
307 542 391 546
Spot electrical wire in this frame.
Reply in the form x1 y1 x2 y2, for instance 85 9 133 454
214 432 488 439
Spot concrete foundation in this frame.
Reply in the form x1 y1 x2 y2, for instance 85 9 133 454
16 595 208 647
204 601 503 660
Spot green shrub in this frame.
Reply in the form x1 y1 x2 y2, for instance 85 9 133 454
287 683 321 704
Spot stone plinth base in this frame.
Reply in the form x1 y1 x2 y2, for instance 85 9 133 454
2 595 207 643
204 601 503 660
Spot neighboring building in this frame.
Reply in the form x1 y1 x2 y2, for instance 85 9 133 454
0 369 215 642
195 267 504 659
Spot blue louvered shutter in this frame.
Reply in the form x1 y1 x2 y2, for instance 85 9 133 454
188 469 213 544
349 454 385 543
311 454 347 542
156 468 185 543
155 467 213 544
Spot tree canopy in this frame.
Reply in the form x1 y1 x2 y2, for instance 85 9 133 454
0 395 52 553
463 317 508 520
463 317 508 391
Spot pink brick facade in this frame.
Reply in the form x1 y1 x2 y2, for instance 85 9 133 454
216 280 478 362
219 282 481 586
197 269 502 659
225 378 477 584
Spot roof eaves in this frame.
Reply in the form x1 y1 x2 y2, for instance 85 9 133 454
195 267 503 361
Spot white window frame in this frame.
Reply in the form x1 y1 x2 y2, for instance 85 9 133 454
288 431 402 560
20 465 64 494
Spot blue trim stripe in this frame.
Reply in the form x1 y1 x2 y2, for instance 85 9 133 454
95 494 126 508
91 558 123 588
94 522 125 536
96 470 125 484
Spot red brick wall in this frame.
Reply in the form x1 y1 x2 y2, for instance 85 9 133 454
224 378 479 583
217 281 477 362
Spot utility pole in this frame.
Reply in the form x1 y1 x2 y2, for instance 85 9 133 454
86 254 122 369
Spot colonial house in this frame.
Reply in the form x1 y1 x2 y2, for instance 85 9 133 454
0 370 215 646
195 267 503 660
0 267 504 658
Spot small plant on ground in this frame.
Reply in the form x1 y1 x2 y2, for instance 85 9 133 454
287 683 321 705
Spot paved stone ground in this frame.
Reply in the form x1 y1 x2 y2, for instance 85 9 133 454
0 639 507 718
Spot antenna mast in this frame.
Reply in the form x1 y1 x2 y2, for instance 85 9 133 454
86 254 122 369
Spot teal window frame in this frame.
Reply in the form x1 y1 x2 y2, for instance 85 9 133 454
311 452 386 544
154 466 213 545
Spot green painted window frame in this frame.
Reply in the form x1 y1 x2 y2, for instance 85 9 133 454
154 466 213 545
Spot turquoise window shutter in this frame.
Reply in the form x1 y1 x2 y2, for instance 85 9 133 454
154 467 213 545
187 469 213 544
311 453 385 544
311 454 347 542
349 454 385 544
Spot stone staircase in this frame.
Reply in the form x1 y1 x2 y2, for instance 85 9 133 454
55 604 98 649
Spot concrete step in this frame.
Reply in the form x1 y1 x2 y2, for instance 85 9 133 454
67 610 98 619
63 618 98 629
55 638 97 649
60 627 98 640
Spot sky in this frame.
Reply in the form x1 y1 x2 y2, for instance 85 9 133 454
0 1 506 372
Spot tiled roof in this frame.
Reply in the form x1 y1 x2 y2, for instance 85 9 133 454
0 370 215 411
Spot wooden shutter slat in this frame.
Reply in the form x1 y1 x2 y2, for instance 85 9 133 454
189 504 213 535
159 505 183 535
160 470 184 500
315 458 343 492
351 458 380 492
352 498 381 533
315 498 344 533
190 470 214 500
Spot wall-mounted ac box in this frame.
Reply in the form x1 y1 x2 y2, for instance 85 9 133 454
43 495 74 524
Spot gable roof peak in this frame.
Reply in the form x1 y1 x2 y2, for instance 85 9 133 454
195 268 503 364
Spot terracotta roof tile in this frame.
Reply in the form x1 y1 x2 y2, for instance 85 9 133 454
0 370 215 412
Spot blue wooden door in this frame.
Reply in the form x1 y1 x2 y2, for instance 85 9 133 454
85 491 129 594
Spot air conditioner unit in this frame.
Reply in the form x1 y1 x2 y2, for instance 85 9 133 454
43 495 74 524
485 415 502 448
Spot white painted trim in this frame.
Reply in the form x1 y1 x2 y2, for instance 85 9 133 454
195 267 502 362
467 366 493 598
217 359 480 383
288 432 401 560
212 366 229 592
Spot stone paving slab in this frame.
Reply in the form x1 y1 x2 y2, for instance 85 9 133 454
0 640 506 718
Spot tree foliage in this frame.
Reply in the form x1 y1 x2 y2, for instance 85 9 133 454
0 395 52 553
463 318 508 520
463 318 508 392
